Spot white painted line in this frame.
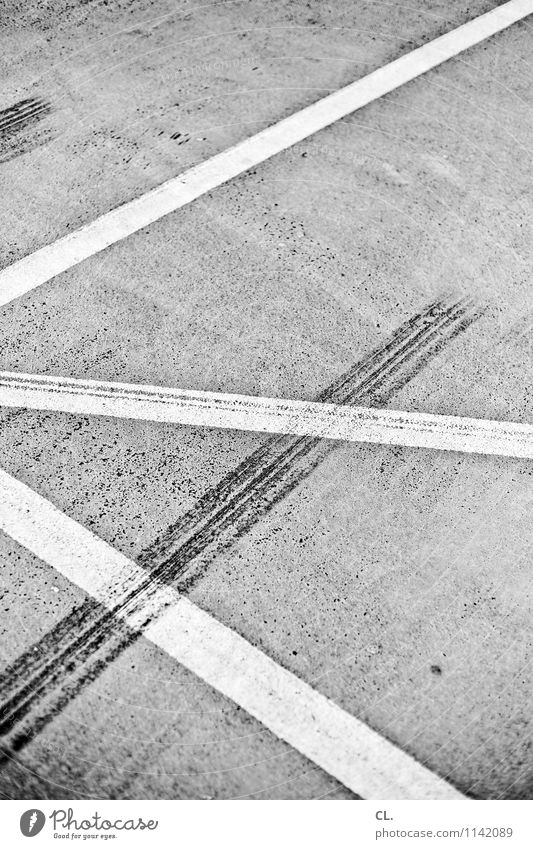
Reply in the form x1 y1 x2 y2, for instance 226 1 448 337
1 0 531 308
0 466 464 799
1 370 533 460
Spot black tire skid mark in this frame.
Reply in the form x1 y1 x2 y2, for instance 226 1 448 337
0 296 483 767
0 98 52 163
0 99 49 135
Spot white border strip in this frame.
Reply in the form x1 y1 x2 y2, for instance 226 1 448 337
1 370 533 460
0 467 465 799
1 0 531 307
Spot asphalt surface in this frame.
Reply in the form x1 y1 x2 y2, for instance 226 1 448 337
1 0 532 799
1 0 503 266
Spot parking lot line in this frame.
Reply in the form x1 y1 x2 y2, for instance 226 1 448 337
1 367 532 460
0 298 477 787
0 466 465 800
0 0 531 308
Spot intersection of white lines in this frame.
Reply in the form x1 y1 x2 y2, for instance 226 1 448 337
1 0 532 799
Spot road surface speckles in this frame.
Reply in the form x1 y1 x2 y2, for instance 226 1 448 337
0 296 482 762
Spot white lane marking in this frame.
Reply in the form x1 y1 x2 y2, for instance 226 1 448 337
0 467 464 800
1 369 533 460
1 0 531 307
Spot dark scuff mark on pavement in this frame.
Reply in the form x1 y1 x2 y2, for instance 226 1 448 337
0 296 483 765
0 97 52 162
170 131 191 144
137 298 482 591
0 98 50 136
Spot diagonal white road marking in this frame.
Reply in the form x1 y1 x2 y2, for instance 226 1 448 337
0 466 465 800
1 369 533 460
0 0 531 307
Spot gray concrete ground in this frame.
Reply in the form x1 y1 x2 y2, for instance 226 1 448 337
1 536 355 800
1 0 503 266
0 1 532 799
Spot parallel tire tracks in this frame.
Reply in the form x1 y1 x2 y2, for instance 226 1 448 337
0 296 482 765
0 98 50 137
